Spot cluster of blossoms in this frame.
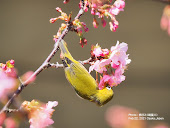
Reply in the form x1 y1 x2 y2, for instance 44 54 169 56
21 100 58 128
160 5 170 36
50 7 70 42
50 7 70 24
50 0 125 47
89 41 131 90
80 0 125 31
50 7 89 47
0 60 15 75
0 60 36 102
0 60 55 127
72 19 89 47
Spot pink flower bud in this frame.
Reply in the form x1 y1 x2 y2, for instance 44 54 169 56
80 38 87 47
63 0 69 4
77 27 83 33
101 18 107 27
9 60 15 65
81 22 89 32
84 6 88 12
50 18 57 23
109 21 118 32
84 1 89 12
53 37 58 42
56 7 62 12
79 2 81 9
2 64 7 70
84 26 89 32
93 18 99 28
83 38 87 45
91 8 95 15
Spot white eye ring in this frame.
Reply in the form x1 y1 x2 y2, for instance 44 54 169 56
106 86 111 90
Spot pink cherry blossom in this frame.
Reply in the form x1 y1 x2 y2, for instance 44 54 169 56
0 60 17 78
55 7 62 13
98 64 126 89
81 22 89 32
91 8 95 15
80 37 87 47
114 0 125 9
63 0 69 4
89 41 130 89
92 45 110 57
85 0 125 31
105 106 146 128
99 75 115 90
29 101 58 128
93 18 99 28
84 5 89 12
160 5 170 36
109 7 120 16
110 41 131 68
113 64 126 85
93 47 103 57
111 41 128 52
89 59 111 73
9 59 15 65
0 70 16 100
101 18 106 27
102 49 109 55
160 15 168 30
109 22 118 32
161 16 170 36
4 117 18 128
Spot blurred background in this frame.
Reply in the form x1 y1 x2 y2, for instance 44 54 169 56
0 0 170 127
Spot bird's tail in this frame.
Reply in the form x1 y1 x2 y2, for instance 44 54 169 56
59 39 73 60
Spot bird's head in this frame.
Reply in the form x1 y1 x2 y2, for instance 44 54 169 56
94 86 114 106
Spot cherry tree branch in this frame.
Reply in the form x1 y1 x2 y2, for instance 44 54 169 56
0 0 85 114
79 57 92 65
49 58 92 68
4 108 20 113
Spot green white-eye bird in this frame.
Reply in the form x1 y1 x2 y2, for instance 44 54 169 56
59 40 113 106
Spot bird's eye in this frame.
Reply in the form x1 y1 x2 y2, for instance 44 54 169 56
106 86 111 90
